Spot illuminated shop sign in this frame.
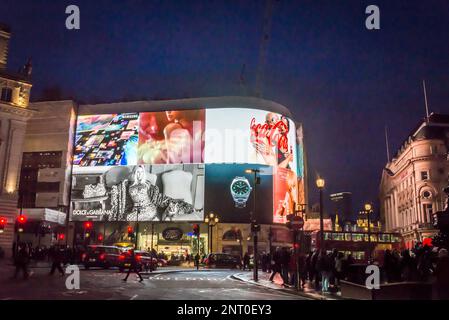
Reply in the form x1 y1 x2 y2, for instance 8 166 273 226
162 227 184 241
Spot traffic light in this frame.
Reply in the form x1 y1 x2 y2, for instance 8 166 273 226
84 221 93 230
58 233 65 241
84 221 93 238
16 215 27 233
97 233 104 242
127 226 134 239
193 224 200 237
0 217 7 233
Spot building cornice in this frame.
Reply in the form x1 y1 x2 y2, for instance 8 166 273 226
0 103 36 119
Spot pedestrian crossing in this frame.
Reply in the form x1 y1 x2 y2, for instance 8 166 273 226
148 275 227 282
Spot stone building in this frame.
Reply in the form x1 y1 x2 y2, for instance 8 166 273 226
18 100 77 247
0 23 34 256
379 113 449 248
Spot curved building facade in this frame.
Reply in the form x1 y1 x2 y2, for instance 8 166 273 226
70 97 306 256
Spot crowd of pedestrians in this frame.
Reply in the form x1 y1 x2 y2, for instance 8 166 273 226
10 243 82 280
240 243 449 299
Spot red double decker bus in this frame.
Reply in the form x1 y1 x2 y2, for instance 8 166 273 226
311 230 404 263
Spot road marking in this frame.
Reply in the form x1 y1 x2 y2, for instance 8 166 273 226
130 294 138 300
148 276 226 282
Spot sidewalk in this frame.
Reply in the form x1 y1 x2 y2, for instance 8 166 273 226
232 271 344 300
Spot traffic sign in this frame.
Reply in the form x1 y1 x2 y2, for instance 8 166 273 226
290 216 304 230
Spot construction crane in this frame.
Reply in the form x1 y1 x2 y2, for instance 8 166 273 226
254 0 276 98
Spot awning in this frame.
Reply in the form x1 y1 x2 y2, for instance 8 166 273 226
22 208 67 226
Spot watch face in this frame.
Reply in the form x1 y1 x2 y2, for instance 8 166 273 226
232 180 250 195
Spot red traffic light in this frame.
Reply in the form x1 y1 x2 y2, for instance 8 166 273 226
193 224 200 236
0 217 7 225
84 221 93 229
17 215 27 224
98 234 104 241
127 226 133 233
58 233 65 240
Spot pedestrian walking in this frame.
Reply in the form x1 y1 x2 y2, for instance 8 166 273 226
123 249 143 282
288 248 297 287
280 247 290 285
434 248 449 300
298 253 307 288
13 243 30 280
261 252 268 272
243 252 250 271
269 247 284 283
318 251 331 293
311 250 320 290
334 252 344 288
305 251 313 282
49 245 65 276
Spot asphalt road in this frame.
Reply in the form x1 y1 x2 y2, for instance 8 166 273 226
0 266 307 300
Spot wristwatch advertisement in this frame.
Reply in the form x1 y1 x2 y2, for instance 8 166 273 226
230 176 252 208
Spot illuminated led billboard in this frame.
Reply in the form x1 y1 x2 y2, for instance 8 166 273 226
70 106 304 224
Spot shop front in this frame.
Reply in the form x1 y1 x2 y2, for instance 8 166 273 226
73 221 208 259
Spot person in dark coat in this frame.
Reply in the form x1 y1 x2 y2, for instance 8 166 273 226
280 247 291 285
400 250 417 281
243 252 251 271
298 253 307 288
434 248 449 300
13 243 30 280
305 251 313 282
317 251 332 292
49 245 65 276
269 247 284 283
123 249 143 282
311 250 320 290
261 252 268 272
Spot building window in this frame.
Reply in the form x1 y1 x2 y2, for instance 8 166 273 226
422 191 432 199
0 87 12 102
430 145 438 155
423 204 433 223
420 171 429 181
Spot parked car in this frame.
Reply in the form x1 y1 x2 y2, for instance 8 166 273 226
204 253 240 269
82 245 122 270
118 250 158 272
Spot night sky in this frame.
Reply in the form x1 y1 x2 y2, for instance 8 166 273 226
2 0 449 219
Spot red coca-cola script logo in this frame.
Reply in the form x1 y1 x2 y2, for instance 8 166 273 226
250 117 289 150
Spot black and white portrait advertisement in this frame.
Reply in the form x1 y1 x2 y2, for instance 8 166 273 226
70 164 205 222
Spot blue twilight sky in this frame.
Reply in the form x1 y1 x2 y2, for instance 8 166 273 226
1 0 449 219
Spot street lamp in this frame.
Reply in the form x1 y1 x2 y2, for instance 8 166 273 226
364 202 373 263
316 177 325 253
205 211 219 253
134 206 141 250
245 168 260 282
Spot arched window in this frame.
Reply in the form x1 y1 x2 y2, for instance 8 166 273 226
1 87 12 102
